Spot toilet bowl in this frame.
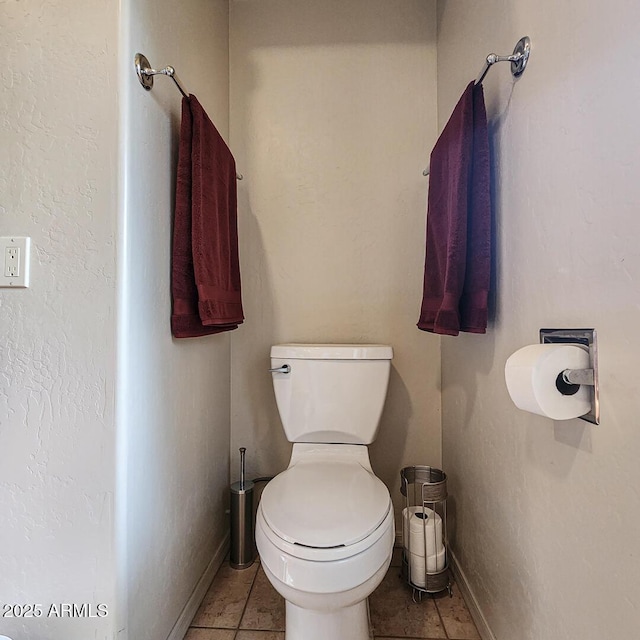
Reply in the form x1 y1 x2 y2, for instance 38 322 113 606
257 344 394 640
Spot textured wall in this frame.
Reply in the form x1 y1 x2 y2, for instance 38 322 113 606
437 2 640 638
119 2 231 639
229 0 441 523
0 1 119 639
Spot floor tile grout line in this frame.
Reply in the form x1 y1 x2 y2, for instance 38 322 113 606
433 594 451 640
374 636 455 640
401 565 450 640
235 561 262 633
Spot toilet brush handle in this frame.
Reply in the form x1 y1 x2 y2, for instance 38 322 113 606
239 447 246 490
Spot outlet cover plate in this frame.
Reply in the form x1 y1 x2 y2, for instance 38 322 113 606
0 237 30 288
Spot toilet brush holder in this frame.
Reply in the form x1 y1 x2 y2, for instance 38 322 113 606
230 447 255 569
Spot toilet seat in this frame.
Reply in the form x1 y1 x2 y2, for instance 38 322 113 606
256 501 394 595
258 499 394 563
260 460 391 550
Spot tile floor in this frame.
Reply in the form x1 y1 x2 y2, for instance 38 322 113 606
186 548 480 640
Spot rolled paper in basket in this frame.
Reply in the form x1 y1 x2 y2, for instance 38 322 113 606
402 506 443 557
409 546 446 588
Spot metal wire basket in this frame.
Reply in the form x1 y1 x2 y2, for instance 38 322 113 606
400 466 451 597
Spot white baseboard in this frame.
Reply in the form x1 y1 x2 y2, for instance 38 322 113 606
166 532 230 640
448 549 496 640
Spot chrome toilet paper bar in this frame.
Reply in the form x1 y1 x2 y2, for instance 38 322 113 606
561 368 595 386
539 328 599 425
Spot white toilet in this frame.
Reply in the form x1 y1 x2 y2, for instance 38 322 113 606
256 343 395 640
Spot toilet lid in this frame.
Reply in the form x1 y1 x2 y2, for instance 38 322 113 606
260 461 391 548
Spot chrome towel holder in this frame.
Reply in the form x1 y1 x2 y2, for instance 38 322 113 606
474 36 531 87
134 53 243 180
135 52 189 98
422 36 531 176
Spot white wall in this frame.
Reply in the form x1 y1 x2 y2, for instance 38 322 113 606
119 2 232 639
0 2 119 639
229 0 441 521
437 2 640 638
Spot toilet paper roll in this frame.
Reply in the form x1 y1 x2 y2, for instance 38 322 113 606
402 506 443 557
409 546 446 587
505 344 591 420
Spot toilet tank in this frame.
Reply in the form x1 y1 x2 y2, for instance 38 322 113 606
270 344 393 445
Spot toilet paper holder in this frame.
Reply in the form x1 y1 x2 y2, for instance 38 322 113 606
539 328 600 425
400 466 451 598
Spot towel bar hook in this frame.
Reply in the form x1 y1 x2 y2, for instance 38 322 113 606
475 36 531 86
135 53 188 98
134 53 244 181
422 36 531 176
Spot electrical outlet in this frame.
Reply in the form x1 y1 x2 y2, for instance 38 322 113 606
0 237 30 287
5 247 20 277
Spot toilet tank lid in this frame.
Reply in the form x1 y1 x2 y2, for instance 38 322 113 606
271 343 393 360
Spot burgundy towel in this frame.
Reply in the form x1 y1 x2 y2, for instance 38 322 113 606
417 82 491 336
171 95 244 338
459 85 491 333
